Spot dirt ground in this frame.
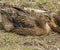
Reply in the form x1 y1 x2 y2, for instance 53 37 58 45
0 30 60 50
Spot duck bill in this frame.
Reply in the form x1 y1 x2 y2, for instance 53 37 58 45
49 20 57 27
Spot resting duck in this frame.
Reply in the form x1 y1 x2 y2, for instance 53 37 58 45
11 13 51 36
0 4 51 36
0 9 51 36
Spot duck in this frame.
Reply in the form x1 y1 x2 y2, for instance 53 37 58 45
0 5 51 36
11 13 51 36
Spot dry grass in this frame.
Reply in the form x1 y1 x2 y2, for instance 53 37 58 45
0 0 60 12
0 30 60 50
0 31 60 50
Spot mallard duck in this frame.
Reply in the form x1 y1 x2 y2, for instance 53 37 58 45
11 13 51 36
0 5 51 36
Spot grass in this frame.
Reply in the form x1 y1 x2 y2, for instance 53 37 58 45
1 0 59 12
0 30 60 50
